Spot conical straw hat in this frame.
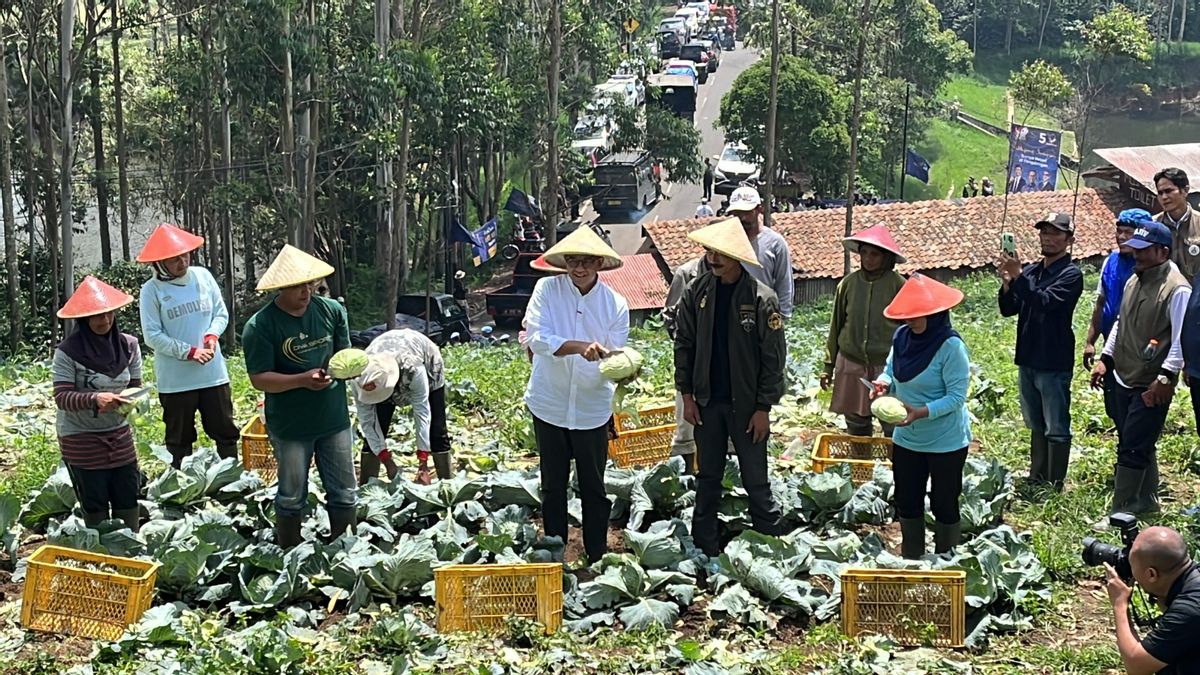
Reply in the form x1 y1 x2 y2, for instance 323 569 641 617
256 244 336 291
883 273 963 320
136 223 205 263
58 276 135 319
530 255 566 273
843 224 906 263
542 227 623 270
687 218 761 267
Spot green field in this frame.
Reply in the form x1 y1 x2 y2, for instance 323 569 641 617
904 118 1010 200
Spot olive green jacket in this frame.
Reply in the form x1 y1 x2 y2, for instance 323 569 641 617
823 269 904 374
672 269 787 413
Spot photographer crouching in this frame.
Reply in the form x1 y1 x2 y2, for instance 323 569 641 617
1098 524 1200 674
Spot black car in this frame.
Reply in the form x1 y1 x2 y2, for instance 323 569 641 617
656 30 681 59
350 293 472 348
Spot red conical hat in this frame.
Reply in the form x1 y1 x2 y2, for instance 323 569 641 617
843 225 906 263
883 273 963 320
136 223 205 263
57 276 135 319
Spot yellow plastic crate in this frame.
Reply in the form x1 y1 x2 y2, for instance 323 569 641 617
435 563 563 634
21 545 161 640
840 568 966 647
610 404 676 468
241 417 277 484
811 433 893 485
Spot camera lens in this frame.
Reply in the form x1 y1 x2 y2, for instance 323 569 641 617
1082 537 1122 567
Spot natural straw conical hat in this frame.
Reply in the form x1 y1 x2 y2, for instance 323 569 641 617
687 218 761 267
843 224 906 263
542 227 623 270
530 255 566 273
136 223 205 263
256 244 336 291
883 273 963 320
57 276 135 319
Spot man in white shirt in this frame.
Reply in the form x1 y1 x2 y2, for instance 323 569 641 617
694 198 715 219
725 186 795 319
524 227 629 563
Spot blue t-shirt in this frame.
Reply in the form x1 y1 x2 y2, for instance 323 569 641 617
880 337 972 453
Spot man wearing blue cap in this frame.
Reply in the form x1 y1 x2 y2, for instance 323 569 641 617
1083 209 1148 430
1091 220 1191 529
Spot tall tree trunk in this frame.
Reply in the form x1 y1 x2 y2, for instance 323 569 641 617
24 17 39 320
1180 0 1188 41
59 0 77 325
87 0 112 267
281 8 298 245
113 0 131 260
374 0 393 285
220 44 235 345
299 0 318 251
543 0 562 245
844 0 873 275
0 24 20 351
1037 0 1053 51
763 0 781 228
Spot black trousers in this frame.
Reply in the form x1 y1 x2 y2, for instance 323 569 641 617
1114 384 1169 470
160 384 240 459
532 414 611 562
892 444 967 524
703 180 713 200
1103 369 1121 433
1190 377 1200 440
359 386 451 479
66 462 140 514
692 402 781 556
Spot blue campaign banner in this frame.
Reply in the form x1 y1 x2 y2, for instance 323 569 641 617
1007 124 1062 194
471 218 498 266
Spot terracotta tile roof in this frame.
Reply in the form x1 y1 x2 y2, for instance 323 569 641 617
644 188 1129 279
600 254 669 310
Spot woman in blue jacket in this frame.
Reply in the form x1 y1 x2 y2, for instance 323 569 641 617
871 274 972 559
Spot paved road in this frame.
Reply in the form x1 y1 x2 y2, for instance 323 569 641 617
592 44 762 256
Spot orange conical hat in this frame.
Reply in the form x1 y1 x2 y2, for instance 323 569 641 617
57 276 135 319
883 273 963 320
843 224 906 263
530 254 565 273
136 223 205 263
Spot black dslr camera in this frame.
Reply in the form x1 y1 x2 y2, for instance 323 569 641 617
1082 512 1139 581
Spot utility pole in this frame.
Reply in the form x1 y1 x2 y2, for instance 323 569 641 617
899 83 910 200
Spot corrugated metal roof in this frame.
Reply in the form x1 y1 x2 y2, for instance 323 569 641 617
645 188 1127 280
1094 143 1200 189
599 254 669 310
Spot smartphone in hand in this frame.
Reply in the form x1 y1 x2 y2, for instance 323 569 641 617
1000 232 1017 257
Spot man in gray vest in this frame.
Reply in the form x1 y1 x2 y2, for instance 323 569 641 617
1090 221 1191 530
1153 167 1199 280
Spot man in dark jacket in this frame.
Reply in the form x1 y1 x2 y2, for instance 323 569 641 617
998 212 1084 491
673 218 787 556
662 256 709 474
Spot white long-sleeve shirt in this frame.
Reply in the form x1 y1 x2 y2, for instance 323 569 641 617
355 329 445 455
747 225 794 319
523 275 629 430
139 266 230 394
1102 285 1191 386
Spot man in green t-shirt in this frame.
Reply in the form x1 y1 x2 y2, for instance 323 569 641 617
242 245 357 548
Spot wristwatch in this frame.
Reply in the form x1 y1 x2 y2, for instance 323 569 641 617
1156 374 1172 386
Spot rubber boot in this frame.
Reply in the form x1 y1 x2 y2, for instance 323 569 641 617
846 415 874 459
1137 459 1161 515
358 451 381 486
216 442 239 462
934 521 961 555
1046 440 1071 491
112 508 141 533
327 509 356 540
1027 432 1049 483
275 515 303 549
1093 466 1145 531
681 452 697 476
168 445 192 470
899 517 926 559
83 511 109 529
432 451 454 480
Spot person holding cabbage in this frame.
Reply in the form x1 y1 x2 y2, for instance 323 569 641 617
869 274 971 559
350 329 452 485
136 223 240 468
524 227 629 564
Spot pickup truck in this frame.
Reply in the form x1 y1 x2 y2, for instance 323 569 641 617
350 293 471 348
485 253 555 328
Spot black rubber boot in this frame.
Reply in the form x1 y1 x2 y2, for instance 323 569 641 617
899 517 926 559
934 521 961 555
1028 432 1048 483
1094 466 1145 531
358 451 381 486
216 443 239 462
1137 458 1160 515
83 511 108 529
327 509 356 540
112 508 141 533
276 515 303 549
681 452 697 476
1046 440 1071 491
168 445 192 469
432 451 454 480
846 414 875 459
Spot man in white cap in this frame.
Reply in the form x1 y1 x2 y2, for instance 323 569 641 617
242 244 357 548
725 186 794 319
524 227 629 563
351 328 452 486
673 217 786 557
694 198 715 219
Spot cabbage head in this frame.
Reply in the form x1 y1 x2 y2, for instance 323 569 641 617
598 348 644 381
329 348 370 380
870 396 907 424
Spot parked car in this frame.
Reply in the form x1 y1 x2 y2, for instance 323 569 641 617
351 293 471 347
665 58 706 86
713 142 761 195
673 7 702 32
698 38 720 71
678 43 712 76
485 253 555 328
655 29 681 59
685 1 710 18
646 73 698 123
606 74 645 105
659 18 691 43
571 116 612 164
